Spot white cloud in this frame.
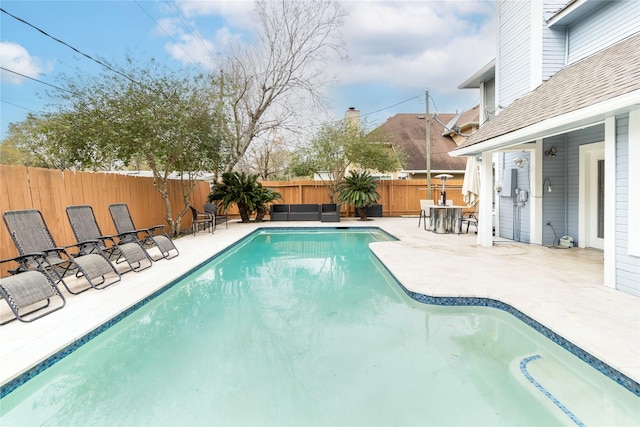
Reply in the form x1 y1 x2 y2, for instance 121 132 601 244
161 0 496 115
334 1 496 90
175 0 256 28
0 42 43 84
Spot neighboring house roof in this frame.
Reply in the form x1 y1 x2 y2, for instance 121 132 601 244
454 32 640 155
442 105 480 139
376 113 468 172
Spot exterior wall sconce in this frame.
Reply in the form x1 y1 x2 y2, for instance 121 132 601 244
514 157 528 168
545 146 557 158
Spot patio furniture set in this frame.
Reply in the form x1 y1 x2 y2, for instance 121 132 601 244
418 199 478 235
0 203 180 324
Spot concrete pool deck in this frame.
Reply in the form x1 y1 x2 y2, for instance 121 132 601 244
1 217 638 391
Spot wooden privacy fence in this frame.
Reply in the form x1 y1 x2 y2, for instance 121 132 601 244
261 179 466 217
0 164 469 275
0 165 210 274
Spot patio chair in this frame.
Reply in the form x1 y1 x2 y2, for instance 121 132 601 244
418 200 434 230
458 212 478 235
108 203 179 261
66 205 153 273
0 255 66 324
2 209 121 295
189 206 214 236
204 203 228 229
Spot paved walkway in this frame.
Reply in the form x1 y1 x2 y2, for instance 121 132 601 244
1 218 638 390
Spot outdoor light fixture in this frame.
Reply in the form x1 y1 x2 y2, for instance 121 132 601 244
544 177 552 193
545 146 557 158
435 173 453 206
514 157 529 168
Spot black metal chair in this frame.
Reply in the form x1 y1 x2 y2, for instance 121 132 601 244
108 204 179 261
458 212 478 235
3 209 121 295
204 203 228 230
66 205 153 273
189 206 214 236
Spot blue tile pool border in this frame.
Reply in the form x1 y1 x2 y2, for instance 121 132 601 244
2 227 638 399
519 355 585 427
372 251 640 397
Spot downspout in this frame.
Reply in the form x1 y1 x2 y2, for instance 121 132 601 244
564 135 569 237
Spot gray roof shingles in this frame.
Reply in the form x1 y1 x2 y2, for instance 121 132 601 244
458 32 640 150
377 113 468 171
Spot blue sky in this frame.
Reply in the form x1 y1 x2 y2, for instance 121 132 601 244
0 0 496 140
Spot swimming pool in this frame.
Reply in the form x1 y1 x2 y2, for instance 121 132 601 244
1 228 638 425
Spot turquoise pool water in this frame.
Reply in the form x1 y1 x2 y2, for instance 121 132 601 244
1 229 639 425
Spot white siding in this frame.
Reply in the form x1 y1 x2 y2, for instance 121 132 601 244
498 1 532 108
541 1 567 80
541 135 568 245
568 0 640 64
615 114 640 296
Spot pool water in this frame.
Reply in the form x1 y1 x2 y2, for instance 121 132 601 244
1 229 638 425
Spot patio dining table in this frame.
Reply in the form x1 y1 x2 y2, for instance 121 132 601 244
428 205 463 234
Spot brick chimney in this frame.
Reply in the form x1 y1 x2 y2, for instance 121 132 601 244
345 107 360 129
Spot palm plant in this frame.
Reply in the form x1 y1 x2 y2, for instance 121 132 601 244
254 185 282 222
208 172 282 223
208 172 259 223
337 170 380 221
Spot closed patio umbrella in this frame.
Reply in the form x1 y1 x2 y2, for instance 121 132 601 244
462 156 480 207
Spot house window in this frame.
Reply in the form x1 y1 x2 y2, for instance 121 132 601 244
597 159 604 239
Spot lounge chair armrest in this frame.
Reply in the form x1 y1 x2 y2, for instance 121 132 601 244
0 252 47 265
1 252 53 274
62 239 102 252
147 225 171 236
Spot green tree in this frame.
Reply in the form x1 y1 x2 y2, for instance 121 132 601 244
0 113 89 169
46 57 224 236
290 119 405 202
337 170 381 221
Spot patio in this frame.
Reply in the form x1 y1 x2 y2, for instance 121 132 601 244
1 217 638 390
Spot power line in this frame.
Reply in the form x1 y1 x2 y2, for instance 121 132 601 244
1 99 37 113
0 7 155 93
169 1 221 69
0 66 72 93
134 0 208 73
361 96 421 118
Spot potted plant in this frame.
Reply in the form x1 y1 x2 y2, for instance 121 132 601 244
337 170 381 221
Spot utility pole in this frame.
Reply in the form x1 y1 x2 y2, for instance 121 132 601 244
426 90 432 200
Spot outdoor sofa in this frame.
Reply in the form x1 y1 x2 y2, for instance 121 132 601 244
269 204 340 222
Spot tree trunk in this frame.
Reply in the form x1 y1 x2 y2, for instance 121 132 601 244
238 202 251 223
255 209 266 222
357 207 368 221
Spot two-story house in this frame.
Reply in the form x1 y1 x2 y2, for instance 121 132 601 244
453 0 640 296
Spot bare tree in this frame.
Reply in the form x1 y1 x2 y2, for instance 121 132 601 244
219 0 346 171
